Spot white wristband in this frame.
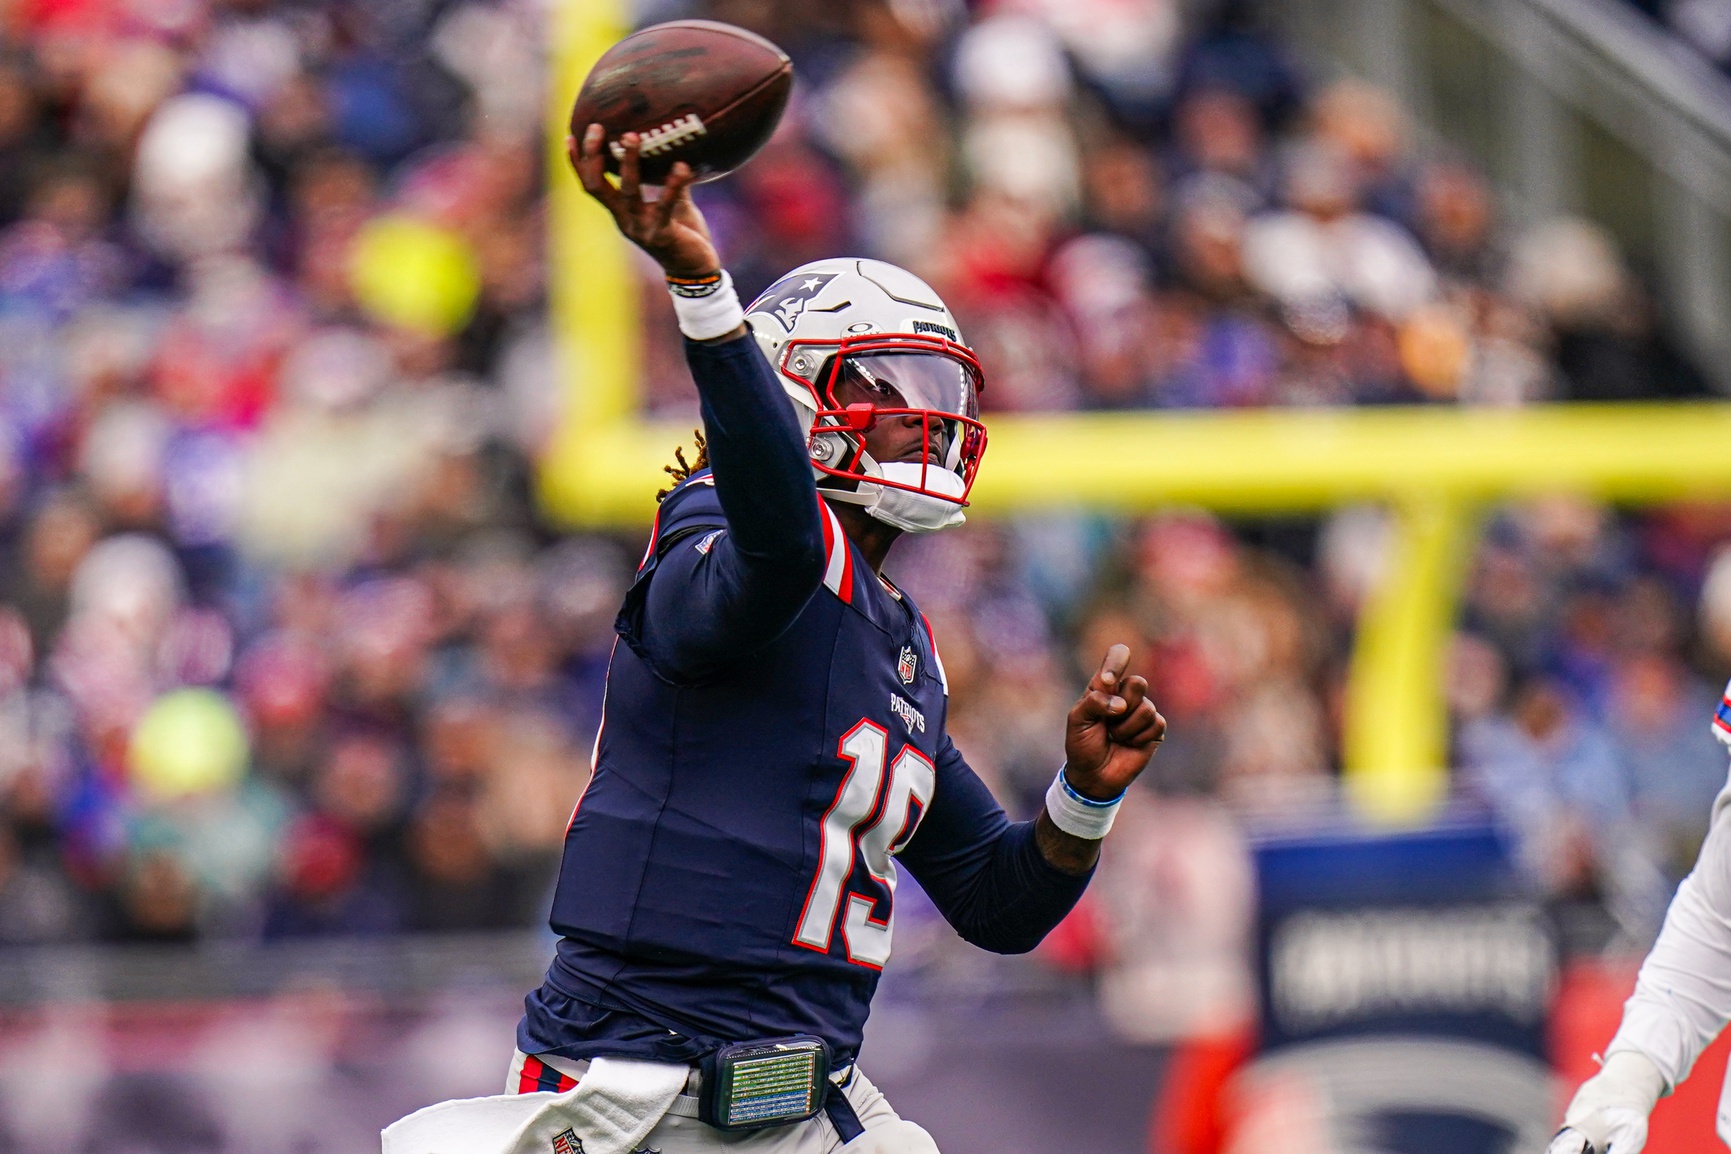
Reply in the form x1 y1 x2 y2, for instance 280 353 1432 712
668 270 746 341
1044 768 1123 840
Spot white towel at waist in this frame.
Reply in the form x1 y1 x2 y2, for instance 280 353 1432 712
382 1056 690 1154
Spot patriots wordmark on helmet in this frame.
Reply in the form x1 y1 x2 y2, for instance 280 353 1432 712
750 271 839 332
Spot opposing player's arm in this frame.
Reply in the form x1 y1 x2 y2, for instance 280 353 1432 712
572 126 825 680
1550 773 1731 1154
1559 800 1731 1154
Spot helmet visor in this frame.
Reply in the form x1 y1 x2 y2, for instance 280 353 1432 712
839 353 980 421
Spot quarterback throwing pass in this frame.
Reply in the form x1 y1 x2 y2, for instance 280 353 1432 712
382 128 1166 1154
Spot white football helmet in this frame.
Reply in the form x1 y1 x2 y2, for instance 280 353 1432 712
745 258 987 533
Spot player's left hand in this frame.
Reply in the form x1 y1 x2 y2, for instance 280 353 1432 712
1063 644 1165 800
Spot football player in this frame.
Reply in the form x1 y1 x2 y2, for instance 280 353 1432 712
384 129 1164 1154
1549 681 1731 1154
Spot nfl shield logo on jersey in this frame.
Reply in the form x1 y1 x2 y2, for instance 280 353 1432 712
898 645 917 684
551 1129 583 1154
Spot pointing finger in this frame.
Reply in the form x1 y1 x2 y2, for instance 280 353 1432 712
1091 643 1131 694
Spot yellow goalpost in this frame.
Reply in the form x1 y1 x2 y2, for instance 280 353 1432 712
542 0 1731 825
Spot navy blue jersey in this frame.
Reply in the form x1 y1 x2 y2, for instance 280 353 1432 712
519 333 1088 1065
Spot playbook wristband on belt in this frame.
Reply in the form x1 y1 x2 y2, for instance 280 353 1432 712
1045 768 1124 839
667 270 746 341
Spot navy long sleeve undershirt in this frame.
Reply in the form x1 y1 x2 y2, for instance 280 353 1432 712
636 334 826 683
900 736 1090 953
632 326 1088 955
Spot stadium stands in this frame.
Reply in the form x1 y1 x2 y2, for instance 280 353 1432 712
0 0 1717 980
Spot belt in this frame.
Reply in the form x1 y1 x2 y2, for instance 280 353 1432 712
529 1054 858 1124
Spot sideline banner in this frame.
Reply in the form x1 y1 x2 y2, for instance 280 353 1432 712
1238 816 1558 1153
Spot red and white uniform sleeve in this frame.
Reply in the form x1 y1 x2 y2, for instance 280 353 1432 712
1606 680 1731 1090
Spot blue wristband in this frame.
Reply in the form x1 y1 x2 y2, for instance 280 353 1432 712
1059 769 1125 807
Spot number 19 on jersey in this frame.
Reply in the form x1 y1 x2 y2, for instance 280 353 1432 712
794 720 935 968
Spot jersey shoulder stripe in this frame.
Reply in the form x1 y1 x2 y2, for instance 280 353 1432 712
820 501 854 604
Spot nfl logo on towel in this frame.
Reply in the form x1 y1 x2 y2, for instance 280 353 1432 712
898 645 917 684
551 1129 583 1154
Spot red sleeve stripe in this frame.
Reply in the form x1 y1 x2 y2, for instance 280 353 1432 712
821 501 854 604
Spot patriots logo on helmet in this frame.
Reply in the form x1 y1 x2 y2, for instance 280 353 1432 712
750 272 838 332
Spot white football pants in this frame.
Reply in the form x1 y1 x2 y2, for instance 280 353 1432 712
502 1050 941 1154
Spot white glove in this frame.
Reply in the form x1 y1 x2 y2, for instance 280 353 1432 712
1547 1051 1666 1154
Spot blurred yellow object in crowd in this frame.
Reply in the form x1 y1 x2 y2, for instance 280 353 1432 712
128 689 250 800
348 214 481 336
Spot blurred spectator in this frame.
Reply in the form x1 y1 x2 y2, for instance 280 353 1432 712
0 0 606 947
1460 675 1630 878
1085 793 1256 1044
1508 217 1708 401
1610 654 1726 873
1241 138 1436 329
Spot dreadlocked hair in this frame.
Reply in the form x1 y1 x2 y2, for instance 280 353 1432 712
657 430 710 501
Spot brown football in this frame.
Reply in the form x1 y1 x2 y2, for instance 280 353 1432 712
570 20 793 185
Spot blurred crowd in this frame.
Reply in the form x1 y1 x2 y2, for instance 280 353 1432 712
641 0 1707 415
0 0 1724 959
0 0 619 945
